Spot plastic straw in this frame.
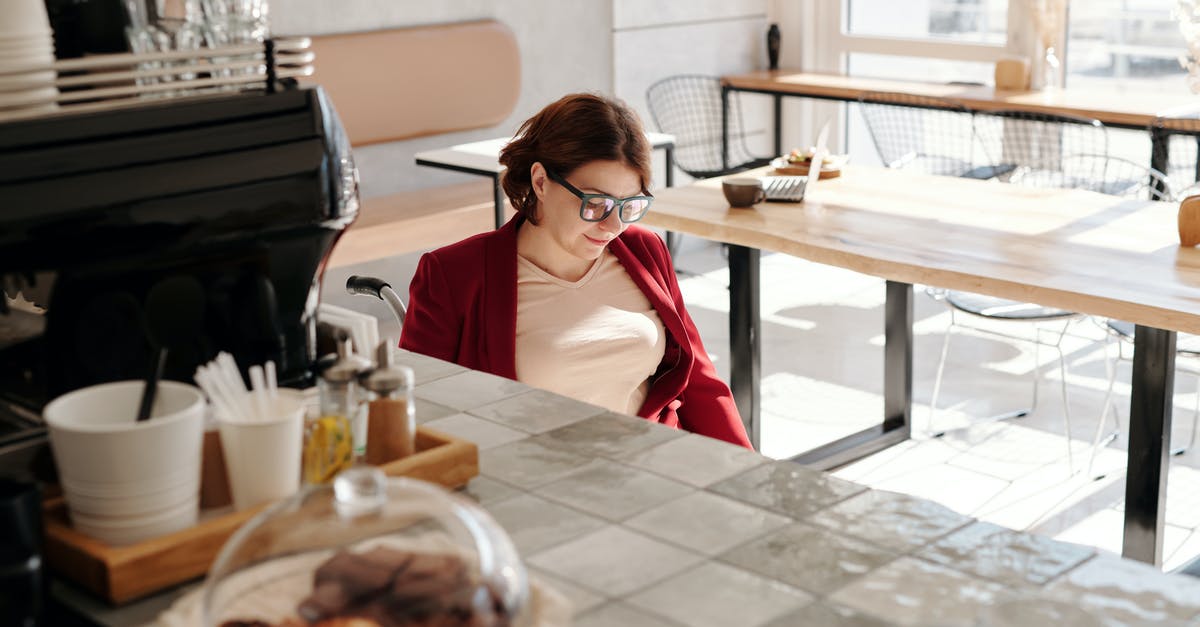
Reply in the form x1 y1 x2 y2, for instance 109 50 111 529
264 360 277 398
249 365 269 421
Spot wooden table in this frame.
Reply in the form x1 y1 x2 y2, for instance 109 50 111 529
721 70 1200 176
643 164 1200 566
415 132 677 229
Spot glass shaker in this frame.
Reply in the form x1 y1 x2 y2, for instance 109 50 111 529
305 335 370 484
361 340 416 465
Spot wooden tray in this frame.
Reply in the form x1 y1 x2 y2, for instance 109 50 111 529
42 426 478 606
770 156 845 179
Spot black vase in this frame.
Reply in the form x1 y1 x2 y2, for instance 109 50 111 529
767 23 781 70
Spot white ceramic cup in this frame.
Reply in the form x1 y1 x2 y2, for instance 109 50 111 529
215 394 305 511
69 498 198 546
44 380 205 543
44 380 205 485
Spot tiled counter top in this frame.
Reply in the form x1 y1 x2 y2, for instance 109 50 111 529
53 349 1200 626
402 350 1200 627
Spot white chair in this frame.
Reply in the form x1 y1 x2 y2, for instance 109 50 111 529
1086 320 1200 478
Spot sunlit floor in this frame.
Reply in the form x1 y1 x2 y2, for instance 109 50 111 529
322 234 1200 573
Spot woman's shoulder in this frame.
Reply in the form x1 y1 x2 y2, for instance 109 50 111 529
616 225 670 260
422 228 499 268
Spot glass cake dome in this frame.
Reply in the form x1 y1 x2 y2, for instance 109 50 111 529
202 466 529 627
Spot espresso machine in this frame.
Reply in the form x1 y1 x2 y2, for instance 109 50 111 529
0 85 360 481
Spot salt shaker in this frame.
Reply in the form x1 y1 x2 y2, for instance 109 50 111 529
361 340 415 465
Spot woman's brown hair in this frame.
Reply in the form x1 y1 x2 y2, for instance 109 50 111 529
499 93 652 224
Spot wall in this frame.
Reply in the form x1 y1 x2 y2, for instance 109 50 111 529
611 0 774 185
271 1 613 199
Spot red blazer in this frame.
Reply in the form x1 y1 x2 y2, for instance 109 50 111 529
399 216 752 449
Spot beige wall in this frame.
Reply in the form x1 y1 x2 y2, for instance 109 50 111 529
272 1 612 198
272 1 779 196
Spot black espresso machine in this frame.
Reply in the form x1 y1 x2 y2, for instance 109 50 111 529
0 85 360 480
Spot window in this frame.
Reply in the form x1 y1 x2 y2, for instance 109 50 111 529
848 0 1010 45
1066 0 1187 93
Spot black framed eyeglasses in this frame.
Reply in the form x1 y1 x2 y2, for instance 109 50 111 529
546 169 654 223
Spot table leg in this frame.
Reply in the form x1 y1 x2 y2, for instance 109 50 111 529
663 145 680 257
1150 126 1171 199
773 94 783 158
792 281 912 470
664 145 675 188
1123 325 1175 566
721 86 731 172
728 245 760 449
492 175 505 230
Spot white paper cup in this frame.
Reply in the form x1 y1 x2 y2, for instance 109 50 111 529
216 394 305 511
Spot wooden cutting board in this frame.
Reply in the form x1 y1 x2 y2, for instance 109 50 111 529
42 426 478 605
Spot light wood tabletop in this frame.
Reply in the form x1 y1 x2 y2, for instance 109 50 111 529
724 70 1200 129
644 165 1200 335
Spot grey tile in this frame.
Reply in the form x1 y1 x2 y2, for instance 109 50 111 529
918 521 1095 588
719 522 898 596
625 490 792 556
807 489 974 554
627 562 812 627
537 459 694 521
827 557 1009 627
423 413 529 449
527 525 704 597
575 602 686 627
468 389 608 434
762 602 890 627
619 432 768 487
413 397 460 424
1044 553 1200 625
484 493 607 554
414 370 529 411
528 567 607 614
531 412 684 458
708 460 867 519
398 349 466 384
458 475 521 505
479 439 595 489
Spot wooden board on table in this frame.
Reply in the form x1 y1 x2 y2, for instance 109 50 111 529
42 425 479 606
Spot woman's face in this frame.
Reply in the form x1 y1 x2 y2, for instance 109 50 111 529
530 159 644 262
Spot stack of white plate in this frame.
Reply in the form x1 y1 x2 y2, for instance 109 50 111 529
0 0 59 113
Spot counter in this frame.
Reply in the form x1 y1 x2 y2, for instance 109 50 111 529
52 349 1200 626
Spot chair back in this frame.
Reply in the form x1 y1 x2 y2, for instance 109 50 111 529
646 74 771 179
1152 115 1200 197
857 91 984 177
973 110 1109 190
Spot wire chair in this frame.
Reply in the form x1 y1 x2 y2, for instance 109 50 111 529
927 111 1119 471
1152 115 1200 199
1085 320 1200 478
646 74 773 180
857 91 989 177
972 110 1109 190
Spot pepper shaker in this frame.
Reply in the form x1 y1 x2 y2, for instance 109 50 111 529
361 340 416 465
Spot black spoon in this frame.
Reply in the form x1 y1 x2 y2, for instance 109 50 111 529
137 276 206 422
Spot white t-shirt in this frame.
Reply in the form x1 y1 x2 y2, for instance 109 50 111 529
514 250 667 415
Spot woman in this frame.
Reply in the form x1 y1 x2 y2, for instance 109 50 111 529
399 93 751 449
